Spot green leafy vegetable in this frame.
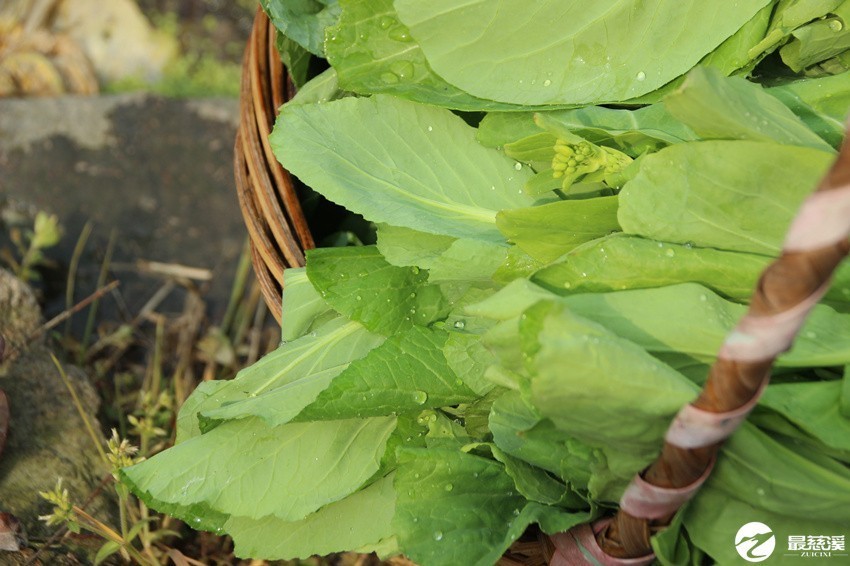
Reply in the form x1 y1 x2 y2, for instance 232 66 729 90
496 196 620 263
127 7 850 564
394 0 772 105
272 95 534 243
262 0 340 56
227 475 396 559
194 317 383 431
664 66 834 150
533 235 765 300
297 326 477 420
122 416 396 521
619 141 834 254
768 71 850 147
306 246 446 334
325 0 539 110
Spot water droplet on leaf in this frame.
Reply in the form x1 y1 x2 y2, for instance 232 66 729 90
389 60 414 80
389 26 412 42
434 531 443 541
380 72 399 84
412 390 428 404
453 320 465 329
636 71 646 81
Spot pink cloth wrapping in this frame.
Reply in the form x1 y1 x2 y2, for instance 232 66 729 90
618 457 716 519
549 519 655 566
784 185 850 252
717 280 831 363
665 379 768 449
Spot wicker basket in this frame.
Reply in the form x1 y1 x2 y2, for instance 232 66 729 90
234 7 314 325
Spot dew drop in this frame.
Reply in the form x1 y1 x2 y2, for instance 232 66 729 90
490 185 496 191
389 60 414 80
665 248 675 258
453 320 466 329
514 162 522 171
356 295 363 301
444 483 453 491
636 71 646 81
830 19 843 31
409 292 417 299
380 72 399 84
411 266 420 274
412 390 428 405
379 16 394 29
358 32 369 41
543 79 552 86
389 26 412 42
434 531 444 541
563 282 572 289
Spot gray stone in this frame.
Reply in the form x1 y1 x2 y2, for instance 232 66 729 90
0 269 115 564
0 94 246 324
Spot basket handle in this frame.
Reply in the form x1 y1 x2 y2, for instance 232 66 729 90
551 125 850 564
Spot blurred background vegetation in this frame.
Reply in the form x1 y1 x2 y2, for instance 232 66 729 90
1 0 256 98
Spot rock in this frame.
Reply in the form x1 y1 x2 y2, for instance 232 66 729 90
0 269 41 360
51 0 177 84
0 94 245 323
0 269 115 563
0 513 26 552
